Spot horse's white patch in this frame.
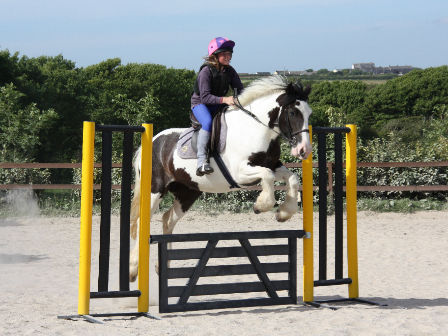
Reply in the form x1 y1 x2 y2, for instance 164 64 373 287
291 100 313 159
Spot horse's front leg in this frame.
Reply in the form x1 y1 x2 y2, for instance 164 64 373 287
273 165 300 222
238 162 276 213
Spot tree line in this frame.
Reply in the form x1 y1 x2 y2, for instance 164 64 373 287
1 49 447 195
0 50 196 165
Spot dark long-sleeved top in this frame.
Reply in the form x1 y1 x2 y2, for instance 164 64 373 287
191 65 244 109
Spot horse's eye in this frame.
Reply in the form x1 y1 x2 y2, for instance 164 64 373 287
289 110 295 116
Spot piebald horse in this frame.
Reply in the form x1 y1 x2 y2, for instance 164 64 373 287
129 75 312 281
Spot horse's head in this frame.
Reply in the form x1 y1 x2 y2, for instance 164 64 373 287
276 81 313 160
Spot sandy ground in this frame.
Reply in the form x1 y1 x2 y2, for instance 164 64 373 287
1 210 447 335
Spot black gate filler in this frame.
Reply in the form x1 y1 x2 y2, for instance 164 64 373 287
151 230 306 313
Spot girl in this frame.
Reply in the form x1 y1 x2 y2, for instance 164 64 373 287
191 37 244 176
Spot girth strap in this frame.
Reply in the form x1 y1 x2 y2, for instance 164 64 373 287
211 151 241 189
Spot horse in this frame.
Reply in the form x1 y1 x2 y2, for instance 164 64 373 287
129 75 312 281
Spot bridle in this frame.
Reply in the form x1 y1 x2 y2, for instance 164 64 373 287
233 89 310 147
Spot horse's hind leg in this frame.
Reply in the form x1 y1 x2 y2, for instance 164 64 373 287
273 165 300 222
129 192 163 282
156 183 202 273
163 182 203 235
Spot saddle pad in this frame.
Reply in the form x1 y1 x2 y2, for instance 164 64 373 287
177 113 227 159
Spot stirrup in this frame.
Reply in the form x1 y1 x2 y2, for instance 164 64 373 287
196 164 214 176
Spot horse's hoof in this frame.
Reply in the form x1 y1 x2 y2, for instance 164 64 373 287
130 276 137 283
253 205 261 214
275 211 287 222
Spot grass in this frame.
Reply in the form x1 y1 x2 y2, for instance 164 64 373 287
360 79 390 85
38 192 81 217
0 189 446 218
357 197 448 213
162 193 448 216
310 196 447 215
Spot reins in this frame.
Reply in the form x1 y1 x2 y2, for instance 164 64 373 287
232 89 309 147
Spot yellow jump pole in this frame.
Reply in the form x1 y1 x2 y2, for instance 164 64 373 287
78 121 95 315
302 125 314 302
346 124 359 298
138 123 153 313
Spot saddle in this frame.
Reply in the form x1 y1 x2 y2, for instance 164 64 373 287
177 106 228 159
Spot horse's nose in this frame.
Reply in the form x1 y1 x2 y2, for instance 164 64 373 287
291 142 311 159
297 146 311 160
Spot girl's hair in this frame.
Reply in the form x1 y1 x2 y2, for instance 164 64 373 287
202 54 230 69
202 54 219 68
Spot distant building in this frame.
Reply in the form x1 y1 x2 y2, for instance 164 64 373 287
274 70 313 76
352 62 376 73
375 65 414 75
289 71 307 76
301 71 317 76
352 63 414 75
255 72 271 75
274 70 289 75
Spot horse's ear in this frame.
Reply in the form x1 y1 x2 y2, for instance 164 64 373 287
286 82 295 94
294 80 304 91
304 84 312 97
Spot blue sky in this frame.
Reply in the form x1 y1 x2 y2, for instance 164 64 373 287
1 0 447 73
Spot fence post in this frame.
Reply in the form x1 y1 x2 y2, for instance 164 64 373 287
78 121 95 315
302 125 314 302
346 124 359 298
138 123 153 312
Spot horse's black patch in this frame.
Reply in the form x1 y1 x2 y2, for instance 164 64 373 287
151 132 199 193
168 155 201 192
268 107 280 129
167 142 202 212
247 139 283 171
278 103 305 143
168 182 202 213
271 81 311 146
151 131 202 212
276 81 311 107
151 134 175 196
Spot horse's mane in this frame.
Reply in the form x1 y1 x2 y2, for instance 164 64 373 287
236 75 290 106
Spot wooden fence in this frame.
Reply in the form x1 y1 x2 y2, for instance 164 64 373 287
0 162 447 192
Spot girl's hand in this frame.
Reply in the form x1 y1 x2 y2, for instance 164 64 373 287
222 96 235 106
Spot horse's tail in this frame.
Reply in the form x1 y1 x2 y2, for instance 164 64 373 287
130 146 142 240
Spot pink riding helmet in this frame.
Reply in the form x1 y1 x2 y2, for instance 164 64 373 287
208 37 235 56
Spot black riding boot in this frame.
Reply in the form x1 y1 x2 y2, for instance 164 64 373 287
196 129 214 176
